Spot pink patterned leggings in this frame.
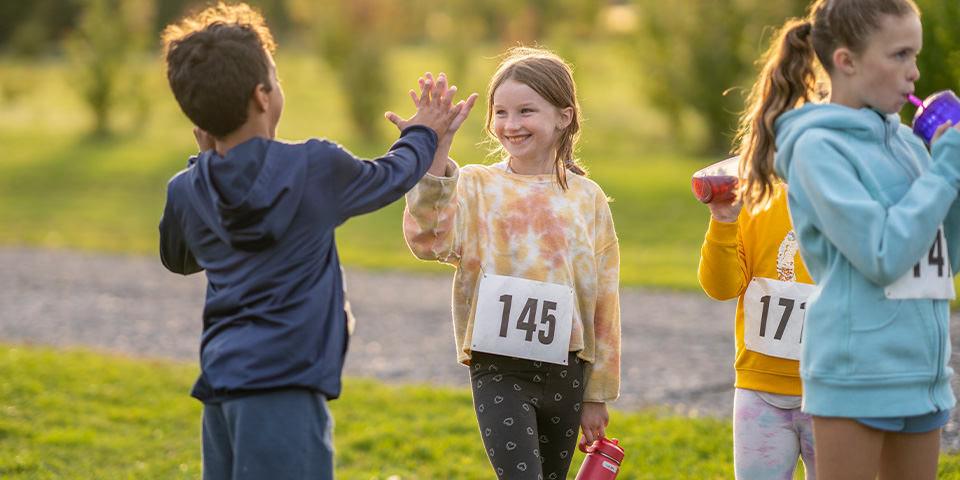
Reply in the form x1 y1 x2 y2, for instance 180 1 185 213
733 388 816 480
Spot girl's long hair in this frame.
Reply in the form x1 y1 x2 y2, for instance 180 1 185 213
485 46 587 190
734 0 920 213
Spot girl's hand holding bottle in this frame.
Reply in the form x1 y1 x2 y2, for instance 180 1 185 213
579 401 610 447
931 120 960 145
691 155 744 223
707 197 743 224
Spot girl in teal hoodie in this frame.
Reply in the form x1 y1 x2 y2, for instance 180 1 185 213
733 0 960 478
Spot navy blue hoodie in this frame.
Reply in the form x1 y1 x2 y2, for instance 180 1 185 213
159 126 438 403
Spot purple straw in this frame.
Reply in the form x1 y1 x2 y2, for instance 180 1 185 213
909 94 923 107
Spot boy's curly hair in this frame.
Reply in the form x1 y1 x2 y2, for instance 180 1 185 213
162 2 277 137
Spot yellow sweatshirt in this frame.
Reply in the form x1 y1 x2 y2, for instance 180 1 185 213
403 160 621 402
697 185 812 396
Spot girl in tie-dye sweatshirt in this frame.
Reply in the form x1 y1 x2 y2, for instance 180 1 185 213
403 47 621 479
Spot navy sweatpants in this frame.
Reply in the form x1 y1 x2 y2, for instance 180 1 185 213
201 388 335 480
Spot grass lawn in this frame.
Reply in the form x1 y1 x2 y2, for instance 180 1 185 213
4 343 960 479
0 343 752 479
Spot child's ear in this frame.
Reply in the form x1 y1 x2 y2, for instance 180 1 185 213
559 107 574 129
833 47 857 76
252 83 270 112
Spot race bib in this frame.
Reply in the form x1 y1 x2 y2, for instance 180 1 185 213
743 278 815 361
885 225 955 300
471 273 574 365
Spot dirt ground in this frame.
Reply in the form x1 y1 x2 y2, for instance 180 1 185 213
2 246 960 450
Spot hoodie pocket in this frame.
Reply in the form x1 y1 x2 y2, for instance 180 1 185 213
845 299 936 377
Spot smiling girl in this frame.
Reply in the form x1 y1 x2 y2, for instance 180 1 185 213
401 47 621 479
737 0 960 478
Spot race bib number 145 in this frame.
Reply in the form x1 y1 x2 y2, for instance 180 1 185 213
471 273 574 365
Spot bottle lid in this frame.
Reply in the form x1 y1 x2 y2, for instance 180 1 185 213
593 438 625 463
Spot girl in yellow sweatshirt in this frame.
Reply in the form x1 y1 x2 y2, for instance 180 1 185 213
698 175 816 479
403 47 621 479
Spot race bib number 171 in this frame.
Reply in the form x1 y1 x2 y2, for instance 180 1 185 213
743 278 815 361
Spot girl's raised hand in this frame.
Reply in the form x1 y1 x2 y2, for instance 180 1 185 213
415 73 479 137
384 72 460 138
385 72 477 139
383 72 461 138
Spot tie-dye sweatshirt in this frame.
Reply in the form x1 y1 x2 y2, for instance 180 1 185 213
403 160 621 403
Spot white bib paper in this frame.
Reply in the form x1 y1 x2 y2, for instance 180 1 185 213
471 273 574 365
885 225 955 300
743 278 815 361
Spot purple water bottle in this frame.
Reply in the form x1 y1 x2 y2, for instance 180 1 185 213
911 90 960 145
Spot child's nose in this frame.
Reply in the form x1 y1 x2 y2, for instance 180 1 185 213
907 61 920 83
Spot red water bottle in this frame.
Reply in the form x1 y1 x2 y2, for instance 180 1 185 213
575 437 625 480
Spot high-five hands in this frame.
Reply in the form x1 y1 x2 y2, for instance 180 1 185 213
385 72 478 140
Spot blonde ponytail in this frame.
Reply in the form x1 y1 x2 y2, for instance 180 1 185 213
735 19 820 214
734 0 921 214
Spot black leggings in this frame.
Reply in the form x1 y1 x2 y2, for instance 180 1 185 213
469 352 584 480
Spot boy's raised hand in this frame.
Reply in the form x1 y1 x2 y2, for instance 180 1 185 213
385 72 475 140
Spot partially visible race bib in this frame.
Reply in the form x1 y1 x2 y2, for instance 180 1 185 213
743 277 815 361
885 225 955 300
471 273 574 365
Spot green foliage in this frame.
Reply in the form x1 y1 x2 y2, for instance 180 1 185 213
629 0 810 155
0 0 82 56
286 0 399 141
903 0 960 123
0 46 710 290
62 0 155 137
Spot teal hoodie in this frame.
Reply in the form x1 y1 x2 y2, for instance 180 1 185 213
773 102 960 417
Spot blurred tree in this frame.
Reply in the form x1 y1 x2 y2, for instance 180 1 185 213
63 0 155 137
630 0 809 155
1 0 82 56
422 6 486 84
421 0 603 96
286 0 403 141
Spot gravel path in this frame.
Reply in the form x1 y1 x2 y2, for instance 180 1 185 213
2 246 960 450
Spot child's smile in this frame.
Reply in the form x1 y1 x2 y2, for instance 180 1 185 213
492 79 571 173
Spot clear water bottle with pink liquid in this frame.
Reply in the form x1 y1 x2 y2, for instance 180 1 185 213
691 156 740 204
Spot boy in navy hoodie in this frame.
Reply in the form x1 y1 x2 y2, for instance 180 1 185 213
159 3 470 478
